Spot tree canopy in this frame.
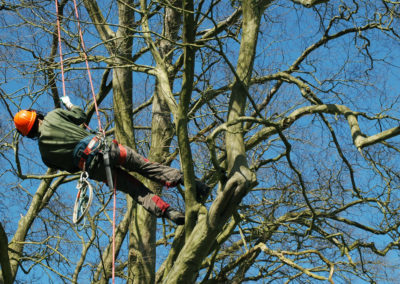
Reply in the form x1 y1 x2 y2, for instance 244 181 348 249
1 0 400 283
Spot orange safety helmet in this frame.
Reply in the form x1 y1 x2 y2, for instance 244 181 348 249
14 109 37 136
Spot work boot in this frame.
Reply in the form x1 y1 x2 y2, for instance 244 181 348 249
195 179 210 203
178 177 210 203
164 207 185 225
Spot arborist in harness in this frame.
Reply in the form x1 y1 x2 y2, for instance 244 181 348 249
13 96 210 225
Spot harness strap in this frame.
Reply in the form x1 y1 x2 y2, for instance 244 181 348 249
113 139 127 165
78 135 101 170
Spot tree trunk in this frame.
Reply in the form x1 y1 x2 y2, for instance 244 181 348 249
129 1 181 282
0 222 12 284
178 0 197 238
7 169 58 282
226 0 263 174
161 0 262 282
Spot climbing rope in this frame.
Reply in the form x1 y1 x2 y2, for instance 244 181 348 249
54 0 67 99
54 1 117 282
71 0 103 134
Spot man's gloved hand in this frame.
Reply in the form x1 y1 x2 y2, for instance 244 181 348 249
60 96 74 110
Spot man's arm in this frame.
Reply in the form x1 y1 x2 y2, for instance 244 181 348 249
60 96 87 125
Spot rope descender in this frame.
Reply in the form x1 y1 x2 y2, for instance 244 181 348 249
73 171 94 224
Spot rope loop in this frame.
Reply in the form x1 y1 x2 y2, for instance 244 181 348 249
73 171 94 224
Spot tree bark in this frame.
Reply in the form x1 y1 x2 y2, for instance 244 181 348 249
178 0 198 238
7 169 57 282
226 0 263 174
162 0 262 282
0 222 12 284
130 1 182 282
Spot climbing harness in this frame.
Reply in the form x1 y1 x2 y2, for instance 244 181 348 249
54 0 118 282
72 171 94 224
73 134 103 170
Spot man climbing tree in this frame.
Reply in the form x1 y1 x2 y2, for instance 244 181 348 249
13 96 209 225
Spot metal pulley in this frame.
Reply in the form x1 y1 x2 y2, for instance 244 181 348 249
73 171 93 224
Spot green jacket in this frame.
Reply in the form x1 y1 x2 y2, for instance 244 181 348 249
38 107 90 172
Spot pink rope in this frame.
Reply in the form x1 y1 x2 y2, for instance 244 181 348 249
112 175 117 283
71 0 103 134
70 1 117 283
54 0 67 98
55 1 117 283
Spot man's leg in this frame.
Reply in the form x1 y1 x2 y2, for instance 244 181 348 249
109 141 210 201
110 141 183 187
114 169 185 225
87 155 184 225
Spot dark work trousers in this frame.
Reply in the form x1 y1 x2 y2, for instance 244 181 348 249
85 140 183 217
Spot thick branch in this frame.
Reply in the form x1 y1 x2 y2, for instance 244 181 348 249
179 0 198 238
0 222 12 284
243 104 400 151
8 169 57 282
82 0 116 50
140 0 178 117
